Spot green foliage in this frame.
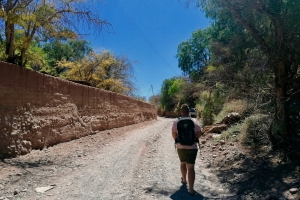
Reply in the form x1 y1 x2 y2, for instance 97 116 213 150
24 41 49 71
41 39 92 75
196 83 227 125
198 0 300 145
0 0 109 66
176 28 211 80
160 77 203 112
216 123 243 142
160 78 178 111
168 78 185 97
198 91 214 125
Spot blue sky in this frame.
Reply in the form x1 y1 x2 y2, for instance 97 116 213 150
85 0 210 100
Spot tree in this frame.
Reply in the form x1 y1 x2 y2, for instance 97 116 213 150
0 0 109 66
57 51 136 95
198 0 300 151
160 78 178 111
176 28 210 80
41 39 92 75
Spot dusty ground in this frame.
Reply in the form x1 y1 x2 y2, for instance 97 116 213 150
0 117 299 200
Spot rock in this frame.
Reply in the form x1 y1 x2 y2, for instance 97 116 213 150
221 112 242 125
220 140 225 145
289 188 299 194
205 162 211 168
35 186 55 193
13 190 18 195
203 124 227 133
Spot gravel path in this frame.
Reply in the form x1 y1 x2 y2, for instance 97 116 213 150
1 117 233 200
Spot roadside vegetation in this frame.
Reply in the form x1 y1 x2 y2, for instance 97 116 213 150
150 0 300 160
1 0 299 159
0 0 140 99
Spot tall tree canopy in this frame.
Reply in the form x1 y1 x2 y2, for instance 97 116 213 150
176 28 210 80
0 0 109 66
179 0 300 150
57 51 136 95
41 39 92 75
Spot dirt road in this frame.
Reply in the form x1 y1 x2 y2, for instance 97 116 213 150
1 117 233 200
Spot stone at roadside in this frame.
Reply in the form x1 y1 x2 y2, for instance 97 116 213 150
289 188 299 194
220 140 225 145
205 162 211 168
203 124 227 134
35 186 55 193
221 112 242 125
206 134 213 139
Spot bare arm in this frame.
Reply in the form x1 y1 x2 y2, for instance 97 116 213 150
172 131 177 140
196 130 202 139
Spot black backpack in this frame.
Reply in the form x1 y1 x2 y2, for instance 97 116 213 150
176 117 197 146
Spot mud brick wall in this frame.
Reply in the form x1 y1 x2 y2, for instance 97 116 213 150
0 62 157 158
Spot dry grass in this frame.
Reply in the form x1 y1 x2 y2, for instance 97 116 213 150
214 99 249 123
238 114 272 148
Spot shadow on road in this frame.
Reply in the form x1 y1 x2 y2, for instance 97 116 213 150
170 184 205 200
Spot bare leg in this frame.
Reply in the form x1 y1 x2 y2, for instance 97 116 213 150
180 162 187 183
187 164 195 193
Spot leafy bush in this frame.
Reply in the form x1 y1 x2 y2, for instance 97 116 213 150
196 83 227 126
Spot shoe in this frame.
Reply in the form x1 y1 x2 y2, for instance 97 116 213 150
181 177 187 185
188 190 196 196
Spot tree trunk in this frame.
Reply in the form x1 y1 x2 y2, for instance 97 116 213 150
273 61 288 136
5 22 15 63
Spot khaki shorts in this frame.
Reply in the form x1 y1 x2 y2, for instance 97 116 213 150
177 149 198 164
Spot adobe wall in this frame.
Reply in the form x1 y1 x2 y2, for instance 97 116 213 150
0 62 157 158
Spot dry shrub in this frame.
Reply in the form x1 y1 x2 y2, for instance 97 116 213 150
216 123 242 142
214 99 248 123
238 114 272 148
